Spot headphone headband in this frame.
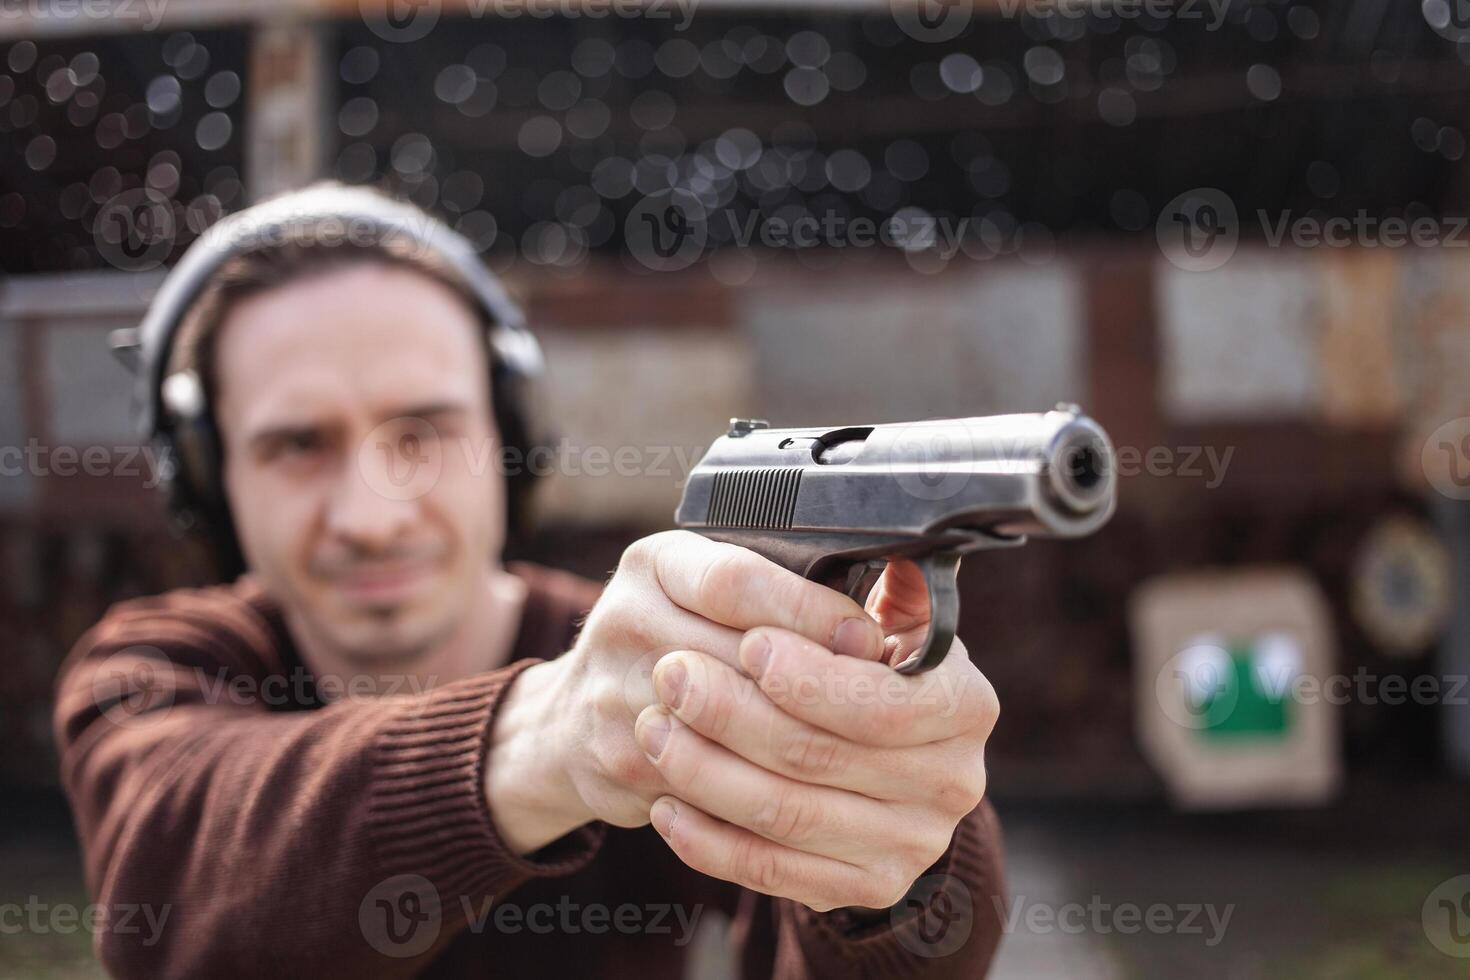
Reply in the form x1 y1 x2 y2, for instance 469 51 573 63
114 182 543 439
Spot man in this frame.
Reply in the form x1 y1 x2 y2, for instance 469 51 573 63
54 184 1006 977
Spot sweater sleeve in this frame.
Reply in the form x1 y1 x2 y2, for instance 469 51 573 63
731 800 1008 979
52 591 604 980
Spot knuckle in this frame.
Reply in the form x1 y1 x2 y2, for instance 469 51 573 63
963 669 1001 733
787 576 820 632
695 548 751 622
589 677 626 720
898 816 956 873
860 869 910 911
734 834 785 895
781 726 848 780
882 876 915 909
620 534 661 571
603 796 657 829
624 530 696 577
868 701 908 744
912 826 953 871
934 763 987 817
695 674 735 737
601 743 650 788
754 785 819 842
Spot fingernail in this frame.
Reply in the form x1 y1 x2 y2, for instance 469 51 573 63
650 797 678 837
654 659 688 712
637 711 671 761
741 633 772 679
833 617 878 660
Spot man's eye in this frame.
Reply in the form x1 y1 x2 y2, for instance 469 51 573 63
277 433 324 457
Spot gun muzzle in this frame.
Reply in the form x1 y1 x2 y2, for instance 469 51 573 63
1043 412 1113 519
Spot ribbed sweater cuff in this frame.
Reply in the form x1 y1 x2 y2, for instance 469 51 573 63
365 661 605 912
791 802 1006 976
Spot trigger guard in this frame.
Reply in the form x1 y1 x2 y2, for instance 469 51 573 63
893 552 962 675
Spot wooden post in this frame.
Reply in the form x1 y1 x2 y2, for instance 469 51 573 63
246 19 331 202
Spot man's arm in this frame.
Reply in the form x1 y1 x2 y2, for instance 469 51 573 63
53 591 603 980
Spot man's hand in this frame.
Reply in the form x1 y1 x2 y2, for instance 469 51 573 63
485 530 888 854
633 559 999 914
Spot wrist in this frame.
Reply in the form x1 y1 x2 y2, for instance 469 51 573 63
486 657 589 855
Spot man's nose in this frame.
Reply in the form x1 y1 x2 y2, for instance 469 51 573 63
326 444 425 550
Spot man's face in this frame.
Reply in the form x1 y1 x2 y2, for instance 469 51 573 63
213 261 505 665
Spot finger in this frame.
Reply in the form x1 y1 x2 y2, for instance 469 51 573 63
864 560 935 666
738 628 998 748
647 796 903 913
864 559 931 633
635 705 895 862
648 531 884 661
652 649 960 802
647 608 746 670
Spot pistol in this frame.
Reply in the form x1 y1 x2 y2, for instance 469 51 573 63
674 404 1117 674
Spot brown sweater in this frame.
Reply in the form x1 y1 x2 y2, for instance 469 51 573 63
53 561 1007 979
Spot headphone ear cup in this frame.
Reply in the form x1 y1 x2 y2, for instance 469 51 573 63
163 416 246 579
491 360 555 545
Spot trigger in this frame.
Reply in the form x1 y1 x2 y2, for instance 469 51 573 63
843 561 886 607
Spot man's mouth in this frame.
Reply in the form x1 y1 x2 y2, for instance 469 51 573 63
333 559 436 606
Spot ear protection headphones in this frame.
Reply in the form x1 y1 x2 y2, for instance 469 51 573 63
109 183 550 580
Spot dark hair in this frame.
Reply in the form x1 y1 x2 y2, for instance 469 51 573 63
168 230 538 574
